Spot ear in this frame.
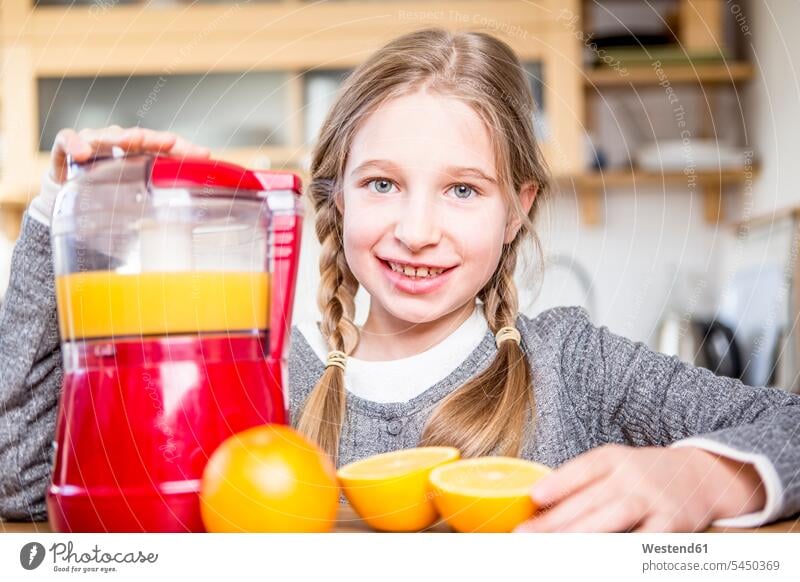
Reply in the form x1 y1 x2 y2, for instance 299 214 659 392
503 183 538 244
333 189 344 214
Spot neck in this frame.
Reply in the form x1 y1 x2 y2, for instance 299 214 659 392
353 300 477 361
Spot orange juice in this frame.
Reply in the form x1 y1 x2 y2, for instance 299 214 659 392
55 271 270 340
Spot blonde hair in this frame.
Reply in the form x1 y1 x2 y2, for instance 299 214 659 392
295 28 550 464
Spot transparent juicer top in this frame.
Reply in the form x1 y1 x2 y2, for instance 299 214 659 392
50 154 297 352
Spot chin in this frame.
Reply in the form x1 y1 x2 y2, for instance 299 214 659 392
383 301 448 325
374 292 469 327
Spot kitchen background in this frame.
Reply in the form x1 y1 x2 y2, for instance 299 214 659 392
1 0 799 392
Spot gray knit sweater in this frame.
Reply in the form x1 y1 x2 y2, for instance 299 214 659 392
2 213 800 526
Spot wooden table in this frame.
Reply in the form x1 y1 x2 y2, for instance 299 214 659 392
2 505 799 533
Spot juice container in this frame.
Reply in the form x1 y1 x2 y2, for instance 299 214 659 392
46 153 303 532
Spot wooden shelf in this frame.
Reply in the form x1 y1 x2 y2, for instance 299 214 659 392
559 167 758 225
5 1 558 75
566 167 756 188
732 204 800 233
585 62 754 87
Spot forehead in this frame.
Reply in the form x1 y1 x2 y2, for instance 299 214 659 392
346 89 496 175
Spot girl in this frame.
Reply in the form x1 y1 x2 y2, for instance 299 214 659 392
2 28 799 532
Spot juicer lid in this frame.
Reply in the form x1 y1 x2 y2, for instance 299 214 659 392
149 155 302 196
67 152 303 198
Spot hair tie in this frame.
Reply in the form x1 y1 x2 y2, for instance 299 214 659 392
325 350 347 371
495 326 521 348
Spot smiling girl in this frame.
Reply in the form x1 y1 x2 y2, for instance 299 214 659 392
2 28 800 532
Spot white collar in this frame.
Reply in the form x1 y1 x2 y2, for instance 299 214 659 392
296 304 489 403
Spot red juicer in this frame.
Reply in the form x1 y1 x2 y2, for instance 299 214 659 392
46 153 303 532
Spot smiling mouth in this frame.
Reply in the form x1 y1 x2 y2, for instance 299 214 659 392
379 259 456 279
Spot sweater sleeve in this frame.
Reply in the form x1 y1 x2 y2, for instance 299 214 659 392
0 212 61 521
557 305 800 526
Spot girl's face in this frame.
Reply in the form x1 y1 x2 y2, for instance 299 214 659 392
341 89 528 327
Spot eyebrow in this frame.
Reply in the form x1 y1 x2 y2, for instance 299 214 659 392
445 166 498 185
349 159 400 177
349 159 497 185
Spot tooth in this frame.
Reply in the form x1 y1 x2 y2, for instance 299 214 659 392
386 262 447 277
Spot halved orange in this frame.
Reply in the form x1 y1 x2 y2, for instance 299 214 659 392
337 447 460 532
428 456 552 533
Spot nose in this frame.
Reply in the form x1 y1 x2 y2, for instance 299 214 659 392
394 193 441 252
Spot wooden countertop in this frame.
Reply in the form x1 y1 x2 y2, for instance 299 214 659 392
2 505 799 533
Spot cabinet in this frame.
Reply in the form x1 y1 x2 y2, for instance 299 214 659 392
570 0 756 226
0 0 584 243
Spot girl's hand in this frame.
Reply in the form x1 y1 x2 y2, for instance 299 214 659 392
514 444 766 532
49 125 211 184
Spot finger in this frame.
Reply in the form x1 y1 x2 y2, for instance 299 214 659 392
77 126 174 157
115 126 146 152
77 125 131 157
50 128 92 182
516 478 620 532
529 445 622 506
516 500 641 533
632 513 697 533
52 127 90 160
63 126 209 171
77 125 124 146
165 133 211 158
109 127 200 158
137 128 178 151
133 128 209 158
632 515 668 533
550 498 646 533
111 127 176 155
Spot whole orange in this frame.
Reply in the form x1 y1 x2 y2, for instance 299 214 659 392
200 424 339 532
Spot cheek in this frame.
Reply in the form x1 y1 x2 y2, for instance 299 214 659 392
460 226 505 284
341 204 382 273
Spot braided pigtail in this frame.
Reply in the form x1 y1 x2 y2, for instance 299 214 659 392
294 180 360 465
419 241 534 457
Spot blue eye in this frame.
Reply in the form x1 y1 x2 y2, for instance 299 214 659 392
450 183 476 199
367 178 396 194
